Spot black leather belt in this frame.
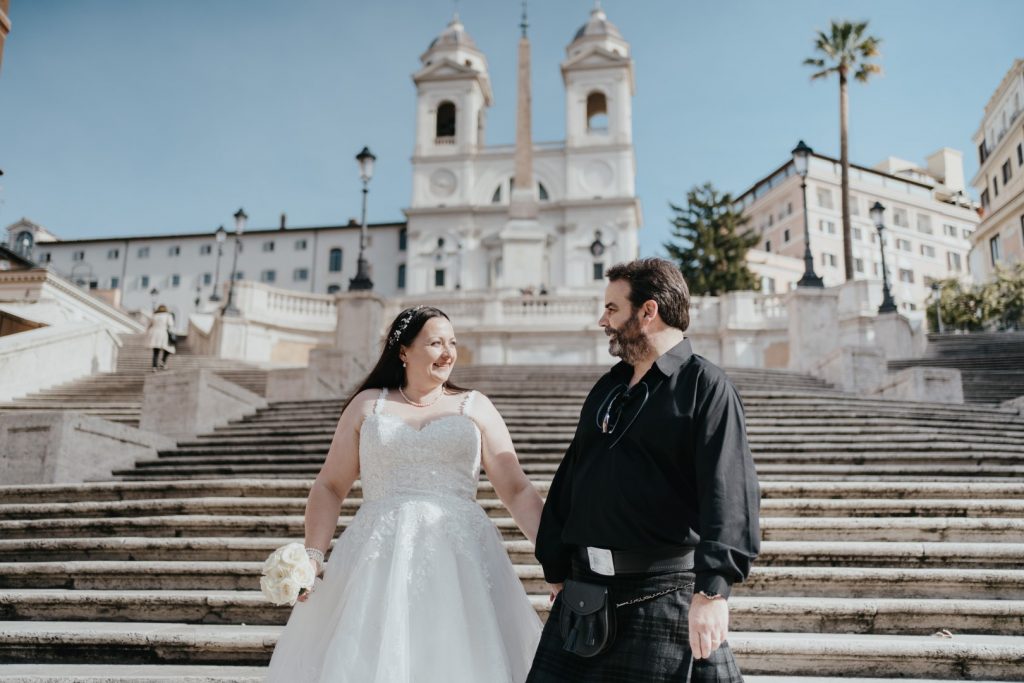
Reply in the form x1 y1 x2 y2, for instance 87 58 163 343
574 546 695 576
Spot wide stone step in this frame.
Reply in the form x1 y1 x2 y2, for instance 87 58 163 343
4 560 1020 597
731 631 1024 680
167 432 1024 451
1 623 1020 678
123 452 1024 474
0 664 267 682
737 567 1024 599
5 496 1023 521
6 478 1023 505
111 462 1024 480
6 511 1019 542
3 590 1022 636
2 537 1019 570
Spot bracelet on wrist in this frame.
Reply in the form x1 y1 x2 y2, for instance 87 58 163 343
697 590 724 601
305 547 325 569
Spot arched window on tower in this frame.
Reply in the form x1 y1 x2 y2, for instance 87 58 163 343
436 101 456 142
586 92 608 133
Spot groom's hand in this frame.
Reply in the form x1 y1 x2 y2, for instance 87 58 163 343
688 593 728 659
547 582 564 602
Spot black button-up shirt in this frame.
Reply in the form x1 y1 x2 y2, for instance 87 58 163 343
534 338 760 597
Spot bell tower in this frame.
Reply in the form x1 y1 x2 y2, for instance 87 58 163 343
562 5 635 197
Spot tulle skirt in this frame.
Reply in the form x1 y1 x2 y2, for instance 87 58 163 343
266 494 542 682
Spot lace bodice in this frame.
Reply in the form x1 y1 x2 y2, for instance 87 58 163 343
358 389 482 502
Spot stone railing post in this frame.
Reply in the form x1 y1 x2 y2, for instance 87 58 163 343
787 287 840 374
330 292 387 393
140 369 267 442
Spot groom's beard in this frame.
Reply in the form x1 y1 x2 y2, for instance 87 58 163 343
606 312 653 366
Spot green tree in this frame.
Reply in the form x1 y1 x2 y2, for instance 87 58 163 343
804 20 883 282
664 183 760 296
927 265 1024 332
983 264 1024 330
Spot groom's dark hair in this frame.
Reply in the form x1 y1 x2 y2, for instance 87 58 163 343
606 258 691 332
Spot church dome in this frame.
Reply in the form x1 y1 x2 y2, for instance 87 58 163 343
572 7 623 42
428 15 478 51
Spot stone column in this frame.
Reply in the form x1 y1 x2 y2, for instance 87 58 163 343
786 287 840 374
873 311 915 360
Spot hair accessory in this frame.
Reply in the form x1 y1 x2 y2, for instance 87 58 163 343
388 306 425 348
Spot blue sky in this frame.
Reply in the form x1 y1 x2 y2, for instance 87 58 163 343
0 0 1020 257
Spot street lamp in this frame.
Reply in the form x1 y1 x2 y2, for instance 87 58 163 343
930 282 945 333
209 225 226 302
792 140 824 288
149 287 159 312
349 146 376 291
870 201 898 314
222 208 247 316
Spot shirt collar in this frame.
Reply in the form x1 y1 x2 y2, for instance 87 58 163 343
609 337 694 379
653 338 694 377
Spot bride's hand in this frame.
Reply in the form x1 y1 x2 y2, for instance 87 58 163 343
547 582 564 602
297 558 321 602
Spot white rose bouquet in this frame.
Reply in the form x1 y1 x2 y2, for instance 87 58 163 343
260 542 317 606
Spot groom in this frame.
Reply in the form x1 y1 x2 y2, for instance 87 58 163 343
527 258 760 682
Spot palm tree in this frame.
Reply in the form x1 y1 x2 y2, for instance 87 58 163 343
804 20 882 282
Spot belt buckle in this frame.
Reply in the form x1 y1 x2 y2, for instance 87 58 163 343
586 547 615 576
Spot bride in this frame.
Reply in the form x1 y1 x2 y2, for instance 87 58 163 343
266 305 544 682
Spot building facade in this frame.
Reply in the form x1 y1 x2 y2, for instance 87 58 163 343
970 59 1024 281
737 149 979 315
4 7 640 331
5 218 405 332
405 9 641 295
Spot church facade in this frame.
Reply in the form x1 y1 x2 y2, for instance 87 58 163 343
403 8 641 295
5 7 641 328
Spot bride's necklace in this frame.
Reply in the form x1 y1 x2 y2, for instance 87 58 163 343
399 385 444 408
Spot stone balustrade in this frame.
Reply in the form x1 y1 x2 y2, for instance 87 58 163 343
230 281 336 332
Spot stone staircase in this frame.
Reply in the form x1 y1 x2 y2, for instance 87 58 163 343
1 364 1023 680
0 335 267 427
889 331 1024 405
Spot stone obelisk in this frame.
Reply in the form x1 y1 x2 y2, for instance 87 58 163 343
499 1 547 291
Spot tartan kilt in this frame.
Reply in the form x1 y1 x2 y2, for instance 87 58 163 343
526 568 744 683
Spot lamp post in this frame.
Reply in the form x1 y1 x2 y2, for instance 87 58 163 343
209 225 226 302
349 146 376 291
149 287 159 312
222 208 246 316
930 282 945 333
792 140 824 288
870 201 898 314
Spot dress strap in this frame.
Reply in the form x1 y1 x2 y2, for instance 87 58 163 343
373 388 388 416
459 390 477 416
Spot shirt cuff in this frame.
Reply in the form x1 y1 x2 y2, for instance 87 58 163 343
542 564 570 584
694 571 733 599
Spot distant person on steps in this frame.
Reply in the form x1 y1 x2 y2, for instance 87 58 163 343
145 305 176 371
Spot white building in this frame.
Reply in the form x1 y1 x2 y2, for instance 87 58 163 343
405 9 640 295
6 217 406 332
736 148 980 315
5 6 641 331
970 58 1024 281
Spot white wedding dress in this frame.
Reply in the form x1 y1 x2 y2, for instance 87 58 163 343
266 389 542 682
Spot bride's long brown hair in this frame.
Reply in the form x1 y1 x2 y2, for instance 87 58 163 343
342 306 468 413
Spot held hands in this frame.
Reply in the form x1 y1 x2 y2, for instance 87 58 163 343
547 582 564 603
688 593 729 660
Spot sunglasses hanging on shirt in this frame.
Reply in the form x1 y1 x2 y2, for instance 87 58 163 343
595 381 651 448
